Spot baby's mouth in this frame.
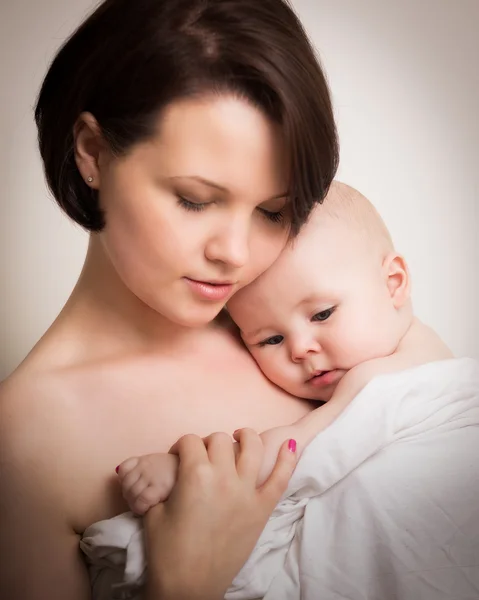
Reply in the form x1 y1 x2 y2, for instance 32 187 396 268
306 369 342 388
307 370 329 381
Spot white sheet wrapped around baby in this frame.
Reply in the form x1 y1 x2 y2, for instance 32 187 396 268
80 358 479 600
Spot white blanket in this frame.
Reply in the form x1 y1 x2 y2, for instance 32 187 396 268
80 358 479 600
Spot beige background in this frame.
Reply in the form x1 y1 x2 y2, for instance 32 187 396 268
1 0 478 380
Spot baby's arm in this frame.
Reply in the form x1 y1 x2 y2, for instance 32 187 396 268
250 362 402 486
289 356 412 448
250 362 393 485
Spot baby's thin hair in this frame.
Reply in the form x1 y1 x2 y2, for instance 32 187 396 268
313 181 395 256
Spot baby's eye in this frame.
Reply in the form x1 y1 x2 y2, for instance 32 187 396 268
258 334 284 347
311 307 335 322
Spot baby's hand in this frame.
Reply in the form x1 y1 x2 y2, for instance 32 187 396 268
116 453 179 516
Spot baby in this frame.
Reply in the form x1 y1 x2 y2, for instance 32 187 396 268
116 181 452 515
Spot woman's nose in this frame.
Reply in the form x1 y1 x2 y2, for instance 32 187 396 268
205 218 250 269
290 335 322 363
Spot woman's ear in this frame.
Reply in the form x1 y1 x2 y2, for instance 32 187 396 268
382 253 411 308
73 112 107 190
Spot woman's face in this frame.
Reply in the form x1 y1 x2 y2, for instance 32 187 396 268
96 95 290 327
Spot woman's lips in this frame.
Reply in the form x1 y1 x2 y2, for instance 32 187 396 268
184 278 235 302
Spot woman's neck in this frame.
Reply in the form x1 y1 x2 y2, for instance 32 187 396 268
49 235 220 364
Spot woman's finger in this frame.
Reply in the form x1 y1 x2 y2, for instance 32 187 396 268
168 433 209 469
258 438 297 510
203 432 236 471
234 428 264 484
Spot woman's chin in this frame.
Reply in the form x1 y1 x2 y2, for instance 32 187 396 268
166 303 226 329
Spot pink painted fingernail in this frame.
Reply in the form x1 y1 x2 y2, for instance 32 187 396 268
115 465 120 474
288 439 297 453
233 429 240 435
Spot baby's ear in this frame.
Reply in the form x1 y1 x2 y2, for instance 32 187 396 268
382 253 411 308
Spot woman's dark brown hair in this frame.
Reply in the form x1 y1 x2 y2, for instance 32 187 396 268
35 0 339 234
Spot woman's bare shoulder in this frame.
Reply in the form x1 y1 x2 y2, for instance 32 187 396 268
2 359 62 423
1 361 124 531
1 353 76 424
1 362 81 480
2 359 100 497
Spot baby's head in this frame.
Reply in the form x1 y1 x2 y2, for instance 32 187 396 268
227 182 413 401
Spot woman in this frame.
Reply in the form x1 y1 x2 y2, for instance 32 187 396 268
0 0 338 598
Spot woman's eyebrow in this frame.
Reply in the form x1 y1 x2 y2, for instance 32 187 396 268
169 175 229 193
268 192 289 201
169 175 289 201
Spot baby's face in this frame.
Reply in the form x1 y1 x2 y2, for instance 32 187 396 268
228 224 403 401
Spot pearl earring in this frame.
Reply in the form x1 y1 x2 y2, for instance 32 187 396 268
87 176 94 183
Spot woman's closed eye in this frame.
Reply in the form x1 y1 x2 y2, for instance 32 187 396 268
311 307 335 322
258 199 291 226
177 195 208 212
258 207 285 224
258 334 284 347
177 194 289 225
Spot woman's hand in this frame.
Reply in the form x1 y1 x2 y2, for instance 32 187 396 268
143 428 297 600
246 424 302 486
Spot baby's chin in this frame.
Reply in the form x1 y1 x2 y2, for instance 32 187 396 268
279 383 335 403
302 389 335 403
283 373 345 402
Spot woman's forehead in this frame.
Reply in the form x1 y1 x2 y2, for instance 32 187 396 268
143 95 288 197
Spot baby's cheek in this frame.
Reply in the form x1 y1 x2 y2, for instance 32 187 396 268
265 356 297 391
250 350 272 376
338 327 386 367
252 350 284 384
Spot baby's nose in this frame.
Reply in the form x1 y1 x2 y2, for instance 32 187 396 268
290 336 322 363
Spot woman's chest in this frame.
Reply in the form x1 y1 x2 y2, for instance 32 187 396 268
67 351 311 531
79 355 308 455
